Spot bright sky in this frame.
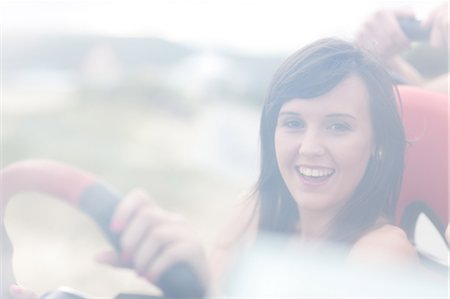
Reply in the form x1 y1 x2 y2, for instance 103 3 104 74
2 0 442 55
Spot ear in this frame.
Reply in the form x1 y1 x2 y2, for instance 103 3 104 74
370 141 384 160
372 146 383 161
370 142 377 157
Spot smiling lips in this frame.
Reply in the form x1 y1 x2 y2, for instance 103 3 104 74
296 165 335 185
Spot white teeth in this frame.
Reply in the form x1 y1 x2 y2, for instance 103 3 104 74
298 167 334 178
303 168 312 176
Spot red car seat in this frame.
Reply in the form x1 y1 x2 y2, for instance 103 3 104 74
396 85 448 270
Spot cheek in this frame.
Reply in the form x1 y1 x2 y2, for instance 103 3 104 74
274 131 285 170
337 135 373 176
274 131 298 166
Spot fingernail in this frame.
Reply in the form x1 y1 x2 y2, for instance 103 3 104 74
110 219 123 233
10 284 23 295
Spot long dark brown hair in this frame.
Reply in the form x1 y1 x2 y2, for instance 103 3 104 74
255 38 406 245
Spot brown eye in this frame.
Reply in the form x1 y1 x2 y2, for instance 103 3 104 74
327 122 351 133
283 119 306 130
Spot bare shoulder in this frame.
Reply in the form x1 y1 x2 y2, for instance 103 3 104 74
354 224 412 248
347 224 419 266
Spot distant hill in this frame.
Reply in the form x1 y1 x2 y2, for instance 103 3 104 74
5 34 196 70
5 33 281 70
5 33 283 107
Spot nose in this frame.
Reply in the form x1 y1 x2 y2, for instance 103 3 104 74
298 130 325 157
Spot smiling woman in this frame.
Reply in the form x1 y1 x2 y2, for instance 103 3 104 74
252 38 412 250
210 38 420 290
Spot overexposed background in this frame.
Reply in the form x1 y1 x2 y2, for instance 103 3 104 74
1 0 443 297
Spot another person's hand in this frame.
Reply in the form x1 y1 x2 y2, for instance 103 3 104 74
96 188 209 288
422 2 449 49
9 284 38 299
356 8 416 60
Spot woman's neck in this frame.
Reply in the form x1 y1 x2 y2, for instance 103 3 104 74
295 209 337 242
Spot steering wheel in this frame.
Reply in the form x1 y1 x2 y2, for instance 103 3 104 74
0 160 205 299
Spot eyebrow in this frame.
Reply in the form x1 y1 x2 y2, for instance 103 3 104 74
278 111 357 120
326 113 357 120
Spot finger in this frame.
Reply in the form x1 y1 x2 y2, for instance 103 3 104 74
356 10 410 57
422 3 447 28
120 208 164 261
422 12 435 28
433 12 449 49
356 23 383 54
94 249 123 267
429 20 444 48
144 242 203 283
355 10 391 50
133 226 186 275
9 284 38 299
393 7 415 19
381 11 411 52
110 188 157 233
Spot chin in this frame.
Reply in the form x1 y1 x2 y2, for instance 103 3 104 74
294 196 335 212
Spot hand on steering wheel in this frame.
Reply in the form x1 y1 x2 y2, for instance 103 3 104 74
95 188 209 287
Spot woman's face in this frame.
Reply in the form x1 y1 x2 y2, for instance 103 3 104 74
274 74 374 215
